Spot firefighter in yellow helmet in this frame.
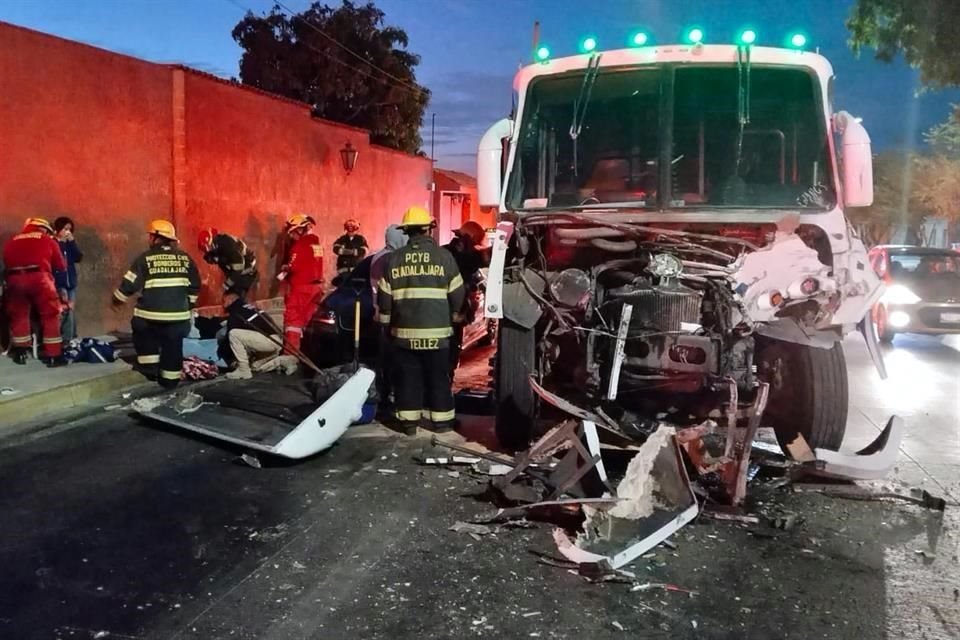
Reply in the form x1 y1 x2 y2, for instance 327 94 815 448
111 220 201 388
376 206 464 435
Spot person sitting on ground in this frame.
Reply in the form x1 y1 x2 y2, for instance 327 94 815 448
222 293 297 379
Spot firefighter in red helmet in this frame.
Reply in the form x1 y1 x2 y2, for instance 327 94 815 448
2 217 68 366
332 218 368 276
279 214 324 351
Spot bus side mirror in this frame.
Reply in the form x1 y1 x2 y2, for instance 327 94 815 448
478 118 513 208
834 111 874 208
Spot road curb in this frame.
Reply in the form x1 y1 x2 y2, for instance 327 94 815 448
0 368 145 429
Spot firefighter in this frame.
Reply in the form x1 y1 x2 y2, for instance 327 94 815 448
279 213 324 351
377 206 464 435
111 220 200 389
2 217 68 366
332 218 368 276
197 228 259 300
444 220 488 374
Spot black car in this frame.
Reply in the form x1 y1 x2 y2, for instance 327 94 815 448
869 245 960 342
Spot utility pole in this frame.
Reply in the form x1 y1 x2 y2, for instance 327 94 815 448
532 21 540 60
430 112 436 165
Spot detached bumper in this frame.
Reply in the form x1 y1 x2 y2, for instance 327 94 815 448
887 302 960 334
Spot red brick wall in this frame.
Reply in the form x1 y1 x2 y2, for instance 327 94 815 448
0 22 174 334
182 71 430 303
0 22 431 334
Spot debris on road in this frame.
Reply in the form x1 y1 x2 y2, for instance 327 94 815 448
415 454 481 466
238 453 261 469
611 621 625 631
0 387 18 396
377 468 398 475
792 482 950 510
449 521 493 541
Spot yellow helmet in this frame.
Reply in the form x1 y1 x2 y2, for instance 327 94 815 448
285 213 316 232
24 217 54 234
400 206 433 228
148 219 178 241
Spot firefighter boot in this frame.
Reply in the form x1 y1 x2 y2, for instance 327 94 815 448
11 349 28 365
45 356 68 368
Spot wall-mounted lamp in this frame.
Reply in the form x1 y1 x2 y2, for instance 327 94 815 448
340 141 359 175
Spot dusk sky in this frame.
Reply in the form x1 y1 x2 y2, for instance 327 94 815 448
5 0 960 172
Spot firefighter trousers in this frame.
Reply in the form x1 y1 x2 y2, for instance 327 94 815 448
4 271 62 357
283 283 322 351
391 345 455 427
131 317 190 389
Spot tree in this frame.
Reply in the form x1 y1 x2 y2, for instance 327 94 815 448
232 1 429 154
847 0 960 89
847 151 929 245
925 104 960 157
913 155 960 221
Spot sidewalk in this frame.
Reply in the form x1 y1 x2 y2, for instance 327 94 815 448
0 354 144 429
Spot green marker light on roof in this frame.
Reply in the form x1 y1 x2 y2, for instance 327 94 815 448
687 28 704 44
536 45 551 61
631 31 649 46
580 36 598 53
739 29 757 45
790 33 808 48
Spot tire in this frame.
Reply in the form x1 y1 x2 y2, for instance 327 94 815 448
875 305 895 344
756 337 849 453
495 319 537 450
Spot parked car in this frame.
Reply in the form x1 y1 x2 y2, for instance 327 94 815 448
869 245 960 342
301 267 497 371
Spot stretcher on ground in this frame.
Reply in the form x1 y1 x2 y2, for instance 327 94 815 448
133 367 375 459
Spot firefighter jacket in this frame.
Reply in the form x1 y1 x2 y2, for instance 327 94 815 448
2 229 67 275
285 232 324 286
113 244 201 322
333 233 369 272
225 298 274 334
205 233 257 280
377 235 464 350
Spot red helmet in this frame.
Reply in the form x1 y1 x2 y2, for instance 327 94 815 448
198 228 218 253
344 218 360 233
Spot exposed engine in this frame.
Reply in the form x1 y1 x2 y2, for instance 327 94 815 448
586 252 755 402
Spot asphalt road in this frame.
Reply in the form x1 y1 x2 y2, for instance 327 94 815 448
0 335 958 639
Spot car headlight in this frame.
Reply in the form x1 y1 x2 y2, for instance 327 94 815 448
881 284 921 305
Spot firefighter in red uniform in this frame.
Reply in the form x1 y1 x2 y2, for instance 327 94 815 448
279 214 324 351
2 217 68 366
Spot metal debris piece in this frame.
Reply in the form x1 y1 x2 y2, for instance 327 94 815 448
450 521 493 541
556 427 700 569
238 453 261 469
810 416 905 480
173 390 205 415
772 513 800 530
704 511 760 525
415 455 481 466
377 468 398 475
611 621 625 631
475 462 514 476
792 483 949 510
495 419 610 500
447 471 461 479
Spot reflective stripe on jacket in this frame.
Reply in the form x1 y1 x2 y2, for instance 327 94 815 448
114 244 201 322
377 236 464 350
